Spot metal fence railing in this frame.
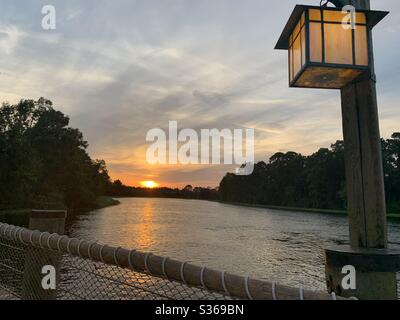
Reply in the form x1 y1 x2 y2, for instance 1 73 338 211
0 222 344 300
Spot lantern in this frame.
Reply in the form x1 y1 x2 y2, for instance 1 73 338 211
275 5 388 89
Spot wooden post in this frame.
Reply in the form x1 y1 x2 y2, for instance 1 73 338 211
28 210 66 235
325 0 398 300
341 80 387 249
340 0 387 250
22 210 67 300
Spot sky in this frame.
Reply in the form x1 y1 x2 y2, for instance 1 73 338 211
0 0 399 188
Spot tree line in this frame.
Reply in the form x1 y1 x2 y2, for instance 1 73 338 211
2 98 398 214
0 98 111 212
108 181 219 200
0 98 218 212
219 134 400 213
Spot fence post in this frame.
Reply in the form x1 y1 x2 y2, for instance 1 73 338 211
21 210 67 300
28 210 66 234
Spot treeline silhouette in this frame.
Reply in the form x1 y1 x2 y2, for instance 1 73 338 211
108 181 219 200
0 98 111 212
219 134 400 213
0 98 218 211
2 98 399 214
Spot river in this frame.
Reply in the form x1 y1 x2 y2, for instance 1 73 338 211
66 197 400 292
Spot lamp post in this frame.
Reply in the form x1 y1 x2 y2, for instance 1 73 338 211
275 0 399 299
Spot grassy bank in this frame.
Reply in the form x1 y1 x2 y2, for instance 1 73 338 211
95 196 120 209
219 201 400 222
0 209 31 226
0 196 120 226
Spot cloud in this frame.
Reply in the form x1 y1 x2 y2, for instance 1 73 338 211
192 90 230 107
0 25 26 55
0 0 399 187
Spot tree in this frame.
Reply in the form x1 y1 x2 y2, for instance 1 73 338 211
0 98 111 211
382 133 400 212
219 137 399 213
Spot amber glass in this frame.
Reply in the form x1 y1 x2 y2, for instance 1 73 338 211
355 12 367 24
309 22 323 63
309 9 321 21
292 19 302 42
293 35 302 76
323 10 349 22
306 9 368 67
355 25 369 66
323 10 366 24
324 24 353 65
289 15 306 82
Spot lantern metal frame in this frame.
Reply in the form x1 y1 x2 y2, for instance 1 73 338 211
275 5 388 89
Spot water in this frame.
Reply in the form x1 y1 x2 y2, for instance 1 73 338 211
66 198 400 291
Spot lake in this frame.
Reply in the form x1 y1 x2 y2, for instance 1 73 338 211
66 197 400 292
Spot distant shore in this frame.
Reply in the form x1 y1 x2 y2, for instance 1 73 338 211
2 197 399 225
219 201 400 221
96 196 400 222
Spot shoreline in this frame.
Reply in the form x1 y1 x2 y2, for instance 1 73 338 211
218 201 346 215
0 196 120 225
218 201 400 221
2 197 399 224
95 196 120 209
103 197 400 222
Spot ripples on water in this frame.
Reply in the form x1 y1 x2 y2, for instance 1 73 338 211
66 198 400 291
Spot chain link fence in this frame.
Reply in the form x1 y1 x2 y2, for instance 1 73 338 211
0 222 346 300
0 232 228 300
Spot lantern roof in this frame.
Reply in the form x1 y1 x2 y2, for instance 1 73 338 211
275 5 389 50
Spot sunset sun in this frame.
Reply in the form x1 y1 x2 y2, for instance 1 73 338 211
140 180 159 189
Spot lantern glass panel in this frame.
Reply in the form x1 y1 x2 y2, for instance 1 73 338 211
301 27 306 66
288 14 306 81
324 24 353 65
355 12 367 24
293 21 301 39
309 9 321 21
355 25 369 66
310 22 323 63
323 10 348 22
293 34 302 76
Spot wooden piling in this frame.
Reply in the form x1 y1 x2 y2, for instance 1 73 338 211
325 0 397 300
21 210 67 300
